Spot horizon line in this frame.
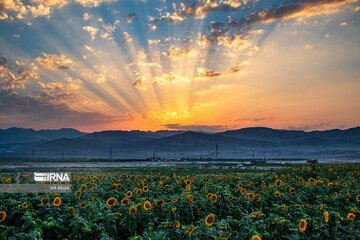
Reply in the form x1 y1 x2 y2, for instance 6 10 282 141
1 125 360 134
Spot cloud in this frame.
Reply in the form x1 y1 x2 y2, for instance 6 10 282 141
83 26 99 40
0 56 38 91
164 123 227 132
83 12 91 20
228 0 356 30
237 117 268 122
100 23 116 40
122 32 132 42
95 73 106 83
133 77 146 90
153 73 175 84
0 89 126 128
217 34 251 50
0 0 116 21
34 53 74 70
0 65 38 91
287 122 331 131
197 34 213 48
227 61 249 73
133 77 143 88
192 67 222 80
84 44 94 52
162 45 198 60
127 13 137 23
151 0 242 23
38 77 83 104
150 12 185 23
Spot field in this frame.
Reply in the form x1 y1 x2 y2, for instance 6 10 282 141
0 164 359 240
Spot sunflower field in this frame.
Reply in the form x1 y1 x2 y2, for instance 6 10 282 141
0 164 359 240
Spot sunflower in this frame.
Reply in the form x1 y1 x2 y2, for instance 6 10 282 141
129 205 137 215
204 213 216 226
347 213 356 221
80 202 86 208
76 191 82 198
22 202 29 209
68 207 76 218
324 211 329 223
171 198 179 203
240 188 247 194
111 184 120 190
289 187 296 194
249 181 254 187
208 194 217 203
175 221 181 229
155 199 164 206
356 195 360 202
81 184 87 191
298 219 307 232
185 179 191 185
143 200 152 211
186 185 191 191
274 191 282 197
91 187 96 191
143 186 149 192
184 225 194 235
254 194 261 202
0 211 6 223
5 178 11 184
251 235 262 240
126 191 133 198
89 180 95 184
246 193 254 200
41 197 49 205
136 188 143 194
121 198 129 206
53 197 62 207
106 197 117 207
275 179 282 187
207 193 212 198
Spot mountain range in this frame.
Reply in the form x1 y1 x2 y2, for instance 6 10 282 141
0 126 359 160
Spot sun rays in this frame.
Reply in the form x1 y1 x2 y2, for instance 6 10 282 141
0 0 359 131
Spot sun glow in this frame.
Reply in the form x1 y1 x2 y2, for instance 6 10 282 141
0 0 359 131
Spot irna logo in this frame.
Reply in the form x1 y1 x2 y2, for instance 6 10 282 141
34 172 71 182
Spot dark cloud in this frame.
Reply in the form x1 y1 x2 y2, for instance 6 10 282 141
237 117 268 122
127 13 137 23
164 124 227 132
0 90 131 128
228 0 354 30
287 122 331 131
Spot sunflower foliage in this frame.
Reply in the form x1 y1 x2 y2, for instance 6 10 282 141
0 164 359 239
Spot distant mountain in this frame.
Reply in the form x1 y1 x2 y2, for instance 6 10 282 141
220 127 305 143
81 130 183 143
136 131 270 151
0 126 359 159
0 127 86 144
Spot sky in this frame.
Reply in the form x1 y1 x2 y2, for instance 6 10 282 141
0 0 359 132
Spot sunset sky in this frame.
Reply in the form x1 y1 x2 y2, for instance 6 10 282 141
0 0 359 132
